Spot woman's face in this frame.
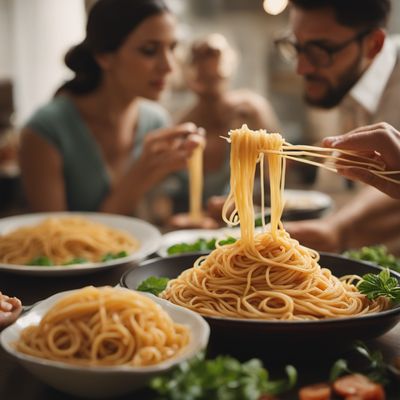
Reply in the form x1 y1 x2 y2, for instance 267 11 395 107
98 12 178 101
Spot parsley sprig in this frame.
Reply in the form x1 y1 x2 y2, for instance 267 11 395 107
137 276 169 296
167 237 237 256
344 245 400 273
357 268 400 303
150 352 297 400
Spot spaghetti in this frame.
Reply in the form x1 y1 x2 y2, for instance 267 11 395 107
161 125 388 320
188 142 204 223
15 286 190 366
0 217 139 265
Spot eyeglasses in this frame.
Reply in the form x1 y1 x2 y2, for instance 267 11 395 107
274 29 372 68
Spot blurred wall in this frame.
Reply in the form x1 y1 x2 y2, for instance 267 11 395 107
0 0 398 132
0 0 85 126
0 0 12 79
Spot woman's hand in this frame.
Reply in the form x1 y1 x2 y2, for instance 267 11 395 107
0 292 22 329
101 123 205 215
167 212 219 230
137 122 205 186
323 122 400 199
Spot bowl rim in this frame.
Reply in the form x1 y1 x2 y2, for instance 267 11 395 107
120 251 400 326
0 287 210 374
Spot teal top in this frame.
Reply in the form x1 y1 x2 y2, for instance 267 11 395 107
24 95 170 211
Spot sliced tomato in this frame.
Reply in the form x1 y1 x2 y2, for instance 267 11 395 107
333 374 385 400
298 382 332 400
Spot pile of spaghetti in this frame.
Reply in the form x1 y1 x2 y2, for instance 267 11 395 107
15 286 190 366
161 125 388 320
0 217 139 265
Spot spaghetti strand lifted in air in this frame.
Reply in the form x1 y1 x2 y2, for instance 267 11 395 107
161 125 387 320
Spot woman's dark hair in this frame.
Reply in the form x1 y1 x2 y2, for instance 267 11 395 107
58 0 170 95
289 0 391 30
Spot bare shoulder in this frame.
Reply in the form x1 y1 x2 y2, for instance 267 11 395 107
20 127 61 165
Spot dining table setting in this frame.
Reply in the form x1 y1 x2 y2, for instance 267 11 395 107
0 208 400 400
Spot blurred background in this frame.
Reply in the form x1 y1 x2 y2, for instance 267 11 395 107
0 0 398 138
0 0 399 215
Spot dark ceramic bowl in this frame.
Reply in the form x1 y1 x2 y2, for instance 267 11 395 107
121 252 400 362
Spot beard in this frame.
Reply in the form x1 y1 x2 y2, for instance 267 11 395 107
303 53 364 109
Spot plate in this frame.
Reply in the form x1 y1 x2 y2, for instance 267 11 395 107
0 212 162 276
255 189 333 221
120 252 400 362
157 227 242 257
0 287 210 398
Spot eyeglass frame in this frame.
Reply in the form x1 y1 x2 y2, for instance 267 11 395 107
274 29 373 68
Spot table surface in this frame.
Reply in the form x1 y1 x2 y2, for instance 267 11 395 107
1 262 400 400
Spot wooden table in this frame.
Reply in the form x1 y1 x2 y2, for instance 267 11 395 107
1 265 400 400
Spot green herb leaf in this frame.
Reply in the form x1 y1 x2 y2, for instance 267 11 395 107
255 214 271 227
137 276 169 296
63 257 88 265
329 359 350 381
344 245 400 273
218 236 237 246
357 268 400 303
166 237 237 256
330 341 390 385
28 256 54 266
263 365 297 395
149 352 296 400
101 251 128 262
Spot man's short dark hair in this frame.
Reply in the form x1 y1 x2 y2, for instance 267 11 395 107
289 0 391 30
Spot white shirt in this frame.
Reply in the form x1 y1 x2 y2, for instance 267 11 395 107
350 36 397 116
312 35 400 194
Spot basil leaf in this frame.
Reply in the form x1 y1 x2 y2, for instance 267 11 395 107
137 276 169 296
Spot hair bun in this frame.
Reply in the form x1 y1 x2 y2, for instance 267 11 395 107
64 43 98 75
60 43 101 95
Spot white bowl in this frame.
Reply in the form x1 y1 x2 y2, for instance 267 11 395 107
0 288 210 398
0 212 162 276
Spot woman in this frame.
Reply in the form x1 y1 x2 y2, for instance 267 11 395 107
168 33 280 228
19 0 204 215
177 33 279 204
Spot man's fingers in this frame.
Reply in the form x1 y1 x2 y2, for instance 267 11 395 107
337 167 400 199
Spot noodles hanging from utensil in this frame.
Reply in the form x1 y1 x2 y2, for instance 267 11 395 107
161 125 388 320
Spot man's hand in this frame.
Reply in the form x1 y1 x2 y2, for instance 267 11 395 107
323 122 400 199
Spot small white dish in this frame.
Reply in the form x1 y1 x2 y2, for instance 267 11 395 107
283 189 332 211
158 227 242 257
0 287 210 398
0 212 162 276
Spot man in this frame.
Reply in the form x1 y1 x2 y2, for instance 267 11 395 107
275 0 400 252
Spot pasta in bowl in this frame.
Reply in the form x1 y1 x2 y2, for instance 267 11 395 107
121 252 400 361
123 125 400 361
0 212 162 276
0 286 209 398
